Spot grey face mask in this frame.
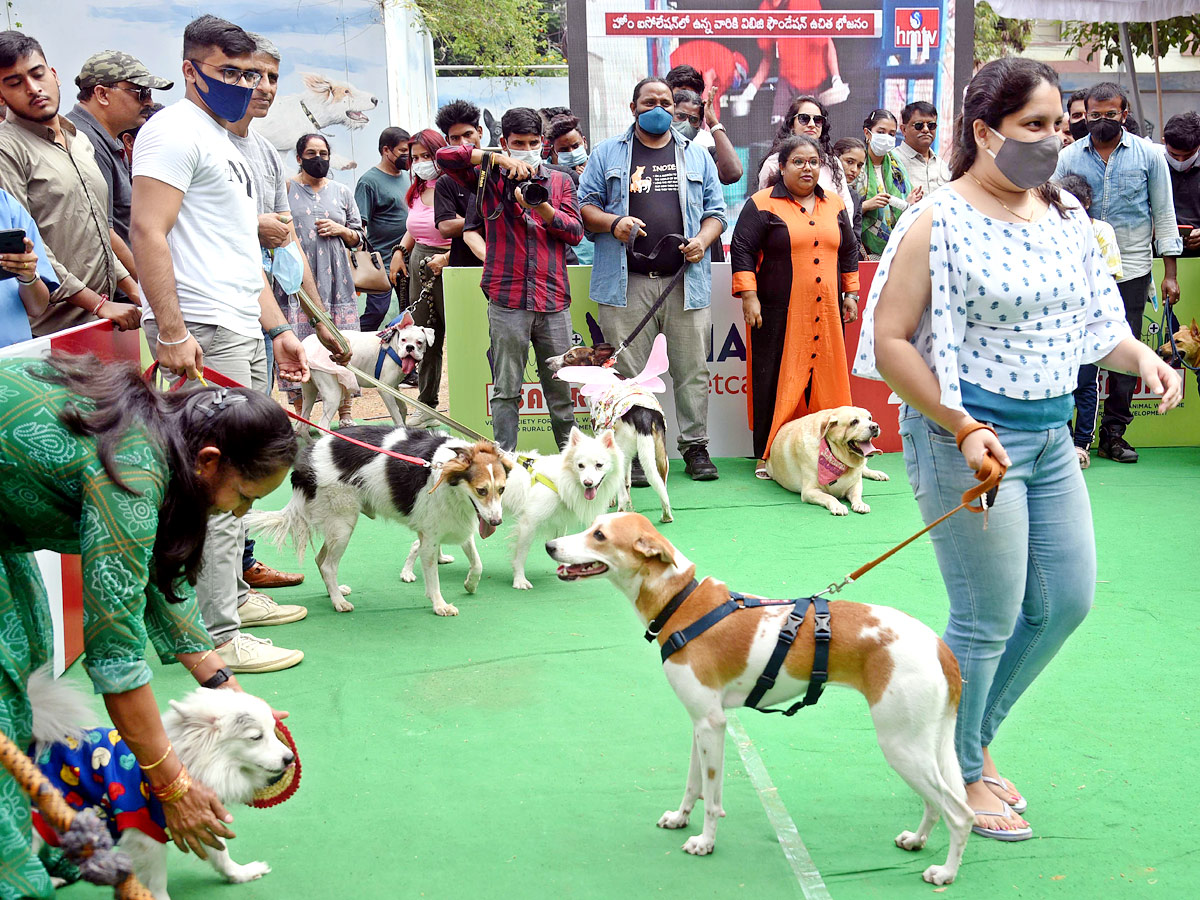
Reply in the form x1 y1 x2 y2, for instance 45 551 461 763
985 127 1061 190
672 121 699 142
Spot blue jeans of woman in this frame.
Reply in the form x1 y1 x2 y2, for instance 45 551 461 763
898 405 1095 782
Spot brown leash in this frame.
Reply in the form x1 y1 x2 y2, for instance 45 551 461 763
816 454 1007 597
0 727 154 899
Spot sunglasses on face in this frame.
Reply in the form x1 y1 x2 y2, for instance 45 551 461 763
112 85 153 103
673 111 701 127
908 121 937 132
791 113 827 128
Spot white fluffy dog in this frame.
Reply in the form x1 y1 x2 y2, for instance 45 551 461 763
254 73 378 171
506 427 623 590
28 668 293 900
299 311 434 436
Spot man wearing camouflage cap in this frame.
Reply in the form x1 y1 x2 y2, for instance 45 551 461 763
67 50 172 245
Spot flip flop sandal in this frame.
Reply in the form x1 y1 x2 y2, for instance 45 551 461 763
754 464 772 481
970 801 1032 842
981 775 1027 813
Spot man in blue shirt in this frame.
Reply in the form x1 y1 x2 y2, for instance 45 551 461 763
0 189 56 348
578 78 726 481
1054 82 1182 463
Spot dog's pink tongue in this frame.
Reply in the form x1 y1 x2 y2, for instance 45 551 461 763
859 438 881 457
584 486 597 501
478 515 496 539
401 357 416 375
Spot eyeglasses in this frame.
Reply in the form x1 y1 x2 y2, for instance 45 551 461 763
788 157 822 170
1087 110 1123 121
908 121 937 132
111 85 153 103
791 113 827 128
190 59 263 88
673 111 701 127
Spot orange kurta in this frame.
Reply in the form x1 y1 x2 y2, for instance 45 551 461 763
730 183 860 457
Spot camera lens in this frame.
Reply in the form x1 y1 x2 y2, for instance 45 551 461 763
521 181 550 206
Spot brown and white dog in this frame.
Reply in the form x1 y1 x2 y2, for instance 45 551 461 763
546 513 972 885
767 406 890 515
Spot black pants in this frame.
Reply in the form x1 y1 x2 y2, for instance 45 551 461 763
1100 272 1151 440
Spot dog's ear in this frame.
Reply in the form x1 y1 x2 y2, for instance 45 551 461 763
598 429 617 450
301 72 333 96
591 342 616 364
633 533 675 566
422 327 436 347
568 427 583 447
819 411 838 439
399 310 415 329
429 448 472 493
498 452 514 473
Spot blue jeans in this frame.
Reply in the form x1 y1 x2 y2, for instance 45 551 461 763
360 287 395 332
898 405 1095 782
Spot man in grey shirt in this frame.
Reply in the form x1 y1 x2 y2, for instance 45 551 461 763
894 100 950 198
67 50 171 244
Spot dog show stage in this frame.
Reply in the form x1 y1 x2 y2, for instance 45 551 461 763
56 447 1200 899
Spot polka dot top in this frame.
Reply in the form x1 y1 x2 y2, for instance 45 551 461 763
853 188 1131 412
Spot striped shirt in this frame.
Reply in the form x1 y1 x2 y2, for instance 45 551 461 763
437 144 582 312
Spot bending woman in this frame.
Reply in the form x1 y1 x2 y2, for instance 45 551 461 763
854 58 1181 842
732 135 859 478
0 354 297 898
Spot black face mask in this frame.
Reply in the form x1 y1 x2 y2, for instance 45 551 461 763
1068 118 1089 141
301 156 330 178
1088 118 1123 144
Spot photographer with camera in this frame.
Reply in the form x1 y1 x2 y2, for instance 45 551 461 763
435 107 583 451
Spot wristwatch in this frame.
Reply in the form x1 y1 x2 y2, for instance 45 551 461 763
842 292 859 302
710 122 726 134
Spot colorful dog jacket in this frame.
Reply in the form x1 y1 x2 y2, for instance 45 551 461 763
589 380 659 433
31 728 168 845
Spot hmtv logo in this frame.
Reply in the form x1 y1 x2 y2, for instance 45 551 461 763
895 8 940 49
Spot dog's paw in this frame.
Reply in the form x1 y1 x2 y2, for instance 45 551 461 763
657 809 690 829
464 572 481 594
851 501 871 514
660 510 674 524
681 834 715 856
439 551 455 565
333 597 354 612
400 570 417 584
922 864 956 886
865 469 891 482
894 830 926 851
828 502 849 516
433 601 459 617
226 861 271 883
338 584 352 596
512 575 533 591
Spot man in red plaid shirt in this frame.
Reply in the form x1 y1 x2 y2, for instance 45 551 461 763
436 107 583 451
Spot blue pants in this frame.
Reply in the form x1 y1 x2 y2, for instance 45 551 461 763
1071 364 1099 449
899 405 1095 782
360 287 396 332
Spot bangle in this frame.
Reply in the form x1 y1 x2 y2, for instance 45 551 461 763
92 294 106 315
156 330 192 346
139 742 174 772
710 122 726 134
16 272 37 285
201 666 233 690
186 648 214 675
265 323 293 340
609 216 626 237
955 421 997 451
151 766 192 804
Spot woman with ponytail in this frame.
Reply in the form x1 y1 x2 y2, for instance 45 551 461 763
0 353 296 895
854 57 1181 845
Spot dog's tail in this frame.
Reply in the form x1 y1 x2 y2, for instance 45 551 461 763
244 465 317 562
28 665 95 748
651 421 669 483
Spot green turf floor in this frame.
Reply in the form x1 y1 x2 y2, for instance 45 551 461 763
62 448 1200 899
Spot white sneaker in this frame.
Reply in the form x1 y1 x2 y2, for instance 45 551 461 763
216 633 304 674
239 590 307 626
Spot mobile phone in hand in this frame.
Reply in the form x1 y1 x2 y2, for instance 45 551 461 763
0 228 27 281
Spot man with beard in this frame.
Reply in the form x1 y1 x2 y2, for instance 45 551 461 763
0 31 142 336
1054 82 1182 464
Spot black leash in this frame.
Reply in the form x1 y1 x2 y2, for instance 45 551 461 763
649 579 831 715
604 231 691 368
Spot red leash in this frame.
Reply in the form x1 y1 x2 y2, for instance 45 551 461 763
143 363 432 468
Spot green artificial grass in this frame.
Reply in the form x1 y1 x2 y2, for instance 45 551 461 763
61 449 1200 899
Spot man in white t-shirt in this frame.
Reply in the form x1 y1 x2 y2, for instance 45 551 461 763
130 14 309 674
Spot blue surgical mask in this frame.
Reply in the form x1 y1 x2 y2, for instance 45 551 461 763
190 60 254 123
637 106 673 136
266 242 305 295
559 147 588 168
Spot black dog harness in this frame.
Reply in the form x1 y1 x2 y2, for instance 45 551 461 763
644 579 832 715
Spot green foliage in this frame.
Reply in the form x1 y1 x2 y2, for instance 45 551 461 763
974 2 1033 67
405 0 563 76
1059 17 1200 68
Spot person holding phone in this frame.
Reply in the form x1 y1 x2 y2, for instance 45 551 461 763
0 189 55 348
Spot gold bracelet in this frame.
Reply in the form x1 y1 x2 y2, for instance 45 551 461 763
151 766 192 804
139 742 174 772
186 648 214 674
159 774 191 805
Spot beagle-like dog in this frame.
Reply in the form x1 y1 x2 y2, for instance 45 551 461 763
546 513 972 885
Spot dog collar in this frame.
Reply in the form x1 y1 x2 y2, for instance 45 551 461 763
299 100 325 133
644 578 699 642
817 437 849 486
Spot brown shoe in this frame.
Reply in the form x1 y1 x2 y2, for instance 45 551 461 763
244 561 304 588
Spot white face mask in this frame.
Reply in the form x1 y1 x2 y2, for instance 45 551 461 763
1166 148 1199 172
507 147 543 167
869 132 896 157
412 159 438 181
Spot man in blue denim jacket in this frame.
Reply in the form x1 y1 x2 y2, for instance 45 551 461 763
1054 82 1182 464
578 78 727 480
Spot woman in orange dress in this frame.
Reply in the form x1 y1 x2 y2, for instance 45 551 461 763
731 135 860 478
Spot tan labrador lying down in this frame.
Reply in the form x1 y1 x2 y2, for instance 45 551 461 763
766 406 890 515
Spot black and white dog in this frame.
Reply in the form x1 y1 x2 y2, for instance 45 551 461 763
247 427 511 617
